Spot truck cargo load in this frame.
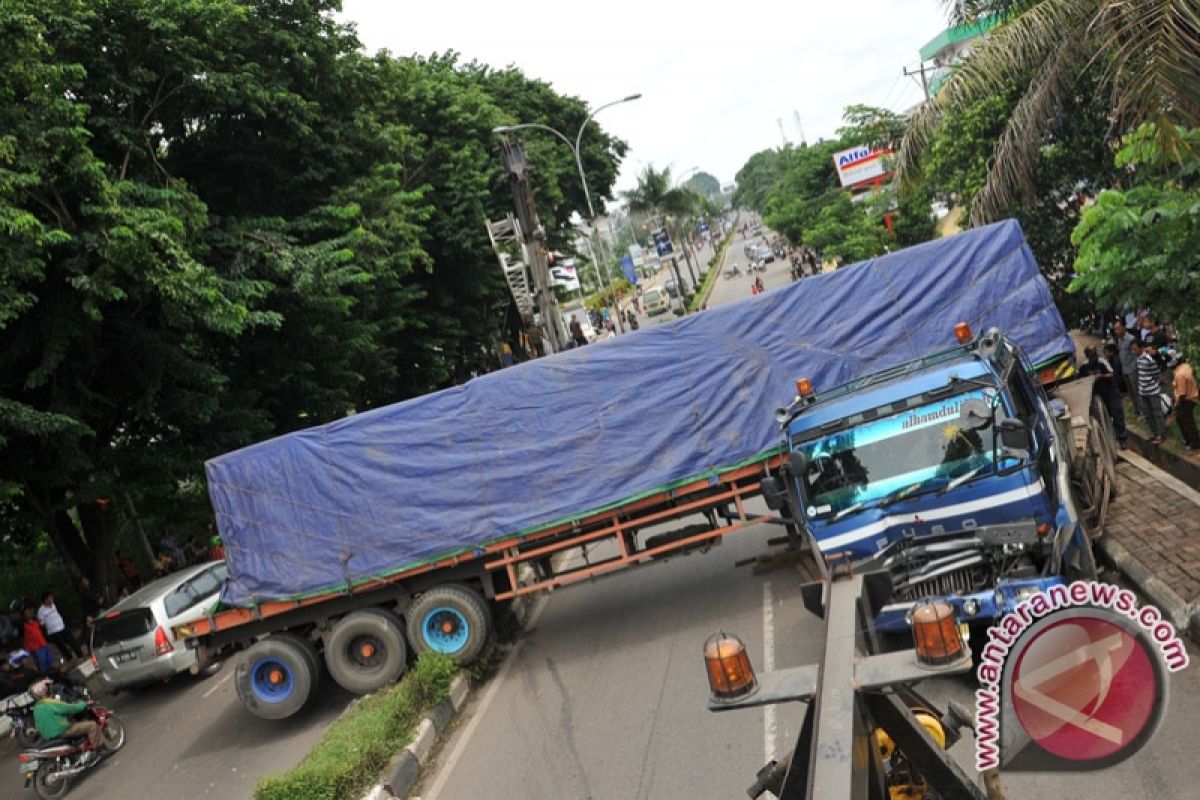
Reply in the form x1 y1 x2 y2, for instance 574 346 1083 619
207 219 1072 607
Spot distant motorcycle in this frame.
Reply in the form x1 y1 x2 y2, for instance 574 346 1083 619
723 264 743 279
19 686 126 799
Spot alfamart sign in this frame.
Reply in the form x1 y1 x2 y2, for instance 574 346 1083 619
832 144 892 187
975 580 1188 772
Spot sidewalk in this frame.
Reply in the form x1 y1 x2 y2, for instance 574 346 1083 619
1098 451 1200 642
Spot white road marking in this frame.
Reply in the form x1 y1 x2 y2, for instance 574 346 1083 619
763 581 776 762
202 669 235 699
423 593 550 800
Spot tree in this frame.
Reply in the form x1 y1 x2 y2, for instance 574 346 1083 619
899 0 1200 224
1070 125 1200 356
683 171 721 198
0 1 628 593
801 191 888 263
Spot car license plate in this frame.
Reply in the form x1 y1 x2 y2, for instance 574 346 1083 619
20 761 38 774
114 649 139 664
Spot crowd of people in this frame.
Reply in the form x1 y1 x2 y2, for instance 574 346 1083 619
1096 314 1198 451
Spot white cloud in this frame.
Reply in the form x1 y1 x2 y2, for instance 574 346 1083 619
339 0 948 195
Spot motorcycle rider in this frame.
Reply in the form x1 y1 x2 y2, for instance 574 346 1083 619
30 678 104 759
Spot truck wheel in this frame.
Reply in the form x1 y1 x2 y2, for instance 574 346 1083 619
235 636 314 720
273 631 323 694
406 584 491 664
324 610 407 695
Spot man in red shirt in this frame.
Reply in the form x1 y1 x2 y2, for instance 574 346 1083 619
22 607 54 673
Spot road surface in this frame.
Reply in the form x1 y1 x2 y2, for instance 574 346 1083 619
0 660 352 800
419 220 1200 800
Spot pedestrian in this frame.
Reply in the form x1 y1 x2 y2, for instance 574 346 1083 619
115 549 141 590
161 530 186 567
1111 318 1141 416
1133 340 1167 443
38 592 82 662
568 314 588 348
210 535 225 562
1079 347 1128 448
153 549 174 578
77 576 105 650
186 534 207 564
525 320 544 358
22 607 54 673
1173 356 1199 451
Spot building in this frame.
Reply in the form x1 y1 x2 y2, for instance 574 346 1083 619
919 15 1001 96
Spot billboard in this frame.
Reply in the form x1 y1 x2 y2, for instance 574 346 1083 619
652 227 674 257
628 243 645 267
550 263 582 291
833 145 893 188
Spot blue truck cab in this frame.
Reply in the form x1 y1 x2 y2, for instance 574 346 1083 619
771 325 1097 634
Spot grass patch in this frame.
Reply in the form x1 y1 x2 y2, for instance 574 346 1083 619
688 232 733 312
254 652 457 800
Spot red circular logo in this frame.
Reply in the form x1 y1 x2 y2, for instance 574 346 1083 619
1011 616 1157 762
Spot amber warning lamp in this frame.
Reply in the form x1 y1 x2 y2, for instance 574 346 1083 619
795 378 814 397
954 322 974 344
704 632 758 702
911 599 966 667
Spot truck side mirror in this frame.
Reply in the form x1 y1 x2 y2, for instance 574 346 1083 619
998 418 1033 458
761 476 785 511
788 450 807 477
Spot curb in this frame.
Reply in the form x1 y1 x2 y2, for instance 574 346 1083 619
363 591 534 799
1097 453 1200 645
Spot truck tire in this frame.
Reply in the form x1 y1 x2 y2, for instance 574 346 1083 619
273 631 323 694
235 636 314 720
323 609 408 695
406 584 491 664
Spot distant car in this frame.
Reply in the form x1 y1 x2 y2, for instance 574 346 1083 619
91 561 227 690
664 278 679 298
754 246 775 264
643 288 670 316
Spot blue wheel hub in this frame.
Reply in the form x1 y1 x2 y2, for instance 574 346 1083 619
422 606 469 654
249 657 295 703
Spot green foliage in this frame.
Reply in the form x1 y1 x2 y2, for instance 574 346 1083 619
801 191 887 263
0 1 626 593
683 171 721 198
253 652 457 800
1070 125 1200 356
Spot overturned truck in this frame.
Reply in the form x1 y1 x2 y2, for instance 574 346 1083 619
170 220 1111 719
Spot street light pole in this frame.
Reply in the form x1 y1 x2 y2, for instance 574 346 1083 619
494 93 641 334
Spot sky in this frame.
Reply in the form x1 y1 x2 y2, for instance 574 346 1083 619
338 0 951 196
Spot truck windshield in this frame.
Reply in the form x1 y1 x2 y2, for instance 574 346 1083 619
794 388 1000 519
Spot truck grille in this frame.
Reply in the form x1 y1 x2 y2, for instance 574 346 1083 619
897 565 987 602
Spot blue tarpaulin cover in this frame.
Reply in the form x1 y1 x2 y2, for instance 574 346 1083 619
208 219 1072 606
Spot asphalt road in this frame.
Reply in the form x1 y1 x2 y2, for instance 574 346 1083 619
0 661 352 799
419 218 1200 799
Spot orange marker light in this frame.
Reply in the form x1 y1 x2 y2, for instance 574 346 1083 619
954 322 973 344
911 600 965 667
1036 523 1052 537
796 378 814 397
704 632 758 702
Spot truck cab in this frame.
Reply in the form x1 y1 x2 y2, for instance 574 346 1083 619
772 325 1094 633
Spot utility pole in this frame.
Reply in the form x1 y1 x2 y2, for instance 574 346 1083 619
903 62 936 101
494 135 570 353
776 117 789 147
793 109 806 146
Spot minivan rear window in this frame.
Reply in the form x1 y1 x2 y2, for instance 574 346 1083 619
92 609 155 649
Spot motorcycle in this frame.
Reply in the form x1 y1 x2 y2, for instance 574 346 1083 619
723 264 743 279
19 691 126 799
750 260 768 273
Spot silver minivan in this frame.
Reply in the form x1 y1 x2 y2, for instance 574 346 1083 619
90 561 227 690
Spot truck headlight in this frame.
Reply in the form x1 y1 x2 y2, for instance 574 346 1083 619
962 599 980 617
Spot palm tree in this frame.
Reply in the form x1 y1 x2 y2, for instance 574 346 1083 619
623 165 702 293
898 0 1200 224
